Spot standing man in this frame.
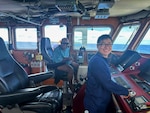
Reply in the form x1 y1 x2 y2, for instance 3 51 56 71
84 34 129 113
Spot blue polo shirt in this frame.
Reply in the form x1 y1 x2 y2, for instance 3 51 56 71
84 52 128 113
53 45 70 64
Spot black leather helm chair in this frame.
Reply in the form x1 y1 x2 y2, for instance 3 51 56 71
0 37 62 113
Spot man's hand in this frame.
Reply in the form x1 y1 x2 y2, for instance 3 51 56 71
122 90 136 99
64 57 71 60
122 95 130 99
62 57 72 63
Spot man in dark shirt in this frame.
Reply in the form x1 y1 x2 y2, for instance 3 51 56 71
84 34 129 113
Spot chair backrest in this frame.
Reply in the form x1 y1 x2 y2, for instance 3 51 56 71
40 37 67 84
0 37 28 94
40 37 54 65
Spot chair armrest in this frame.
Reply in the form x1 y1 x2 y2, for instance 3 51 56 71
0 87 41 107
35 85 58 93
0 85 58 107
28 71 54 84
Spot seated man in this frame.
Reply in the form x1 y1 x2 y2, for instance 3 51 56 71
53 38 79 92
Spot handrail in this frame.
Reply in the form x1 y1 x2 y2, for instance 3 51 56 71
112 94 123 113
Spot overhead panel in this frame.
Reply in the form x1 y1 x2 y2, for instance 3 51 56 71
95 9 110 19
97 0 115 9
55 0 77 12
95 0 115 19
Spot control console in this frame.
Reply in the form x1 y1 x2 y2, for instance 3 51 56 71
126 95 150 111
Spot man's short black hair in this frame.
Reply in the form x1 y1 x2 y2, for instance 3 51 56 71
97 34 112 44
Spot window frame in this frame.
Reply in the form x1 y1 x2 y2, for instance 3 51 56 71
112 23 140 51
73 25 112 51
14 27 38 50
135 25 150 54
0 27 9 44
44 24 67 49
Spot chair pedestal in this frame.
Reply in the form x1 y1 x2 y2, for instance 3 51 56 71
62 80 73 107
63 92 73 107
62 81 68 93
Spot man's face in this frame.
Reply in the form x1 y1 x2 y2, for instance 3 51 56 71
97 38 112 58
61 39 69 50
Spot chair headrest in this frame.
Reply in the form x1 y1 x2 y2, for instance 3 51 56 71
41 37 52 49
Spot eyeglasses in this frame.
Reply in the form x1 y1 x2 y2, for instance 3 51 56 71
62 42 69 45
98 43 113 47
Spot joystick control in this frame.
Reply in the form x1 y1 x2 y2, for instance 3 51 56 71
128 90 140 110
129 90 136 97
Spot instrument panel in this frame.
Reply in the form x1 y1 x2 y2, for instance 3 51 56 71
111 52 150 113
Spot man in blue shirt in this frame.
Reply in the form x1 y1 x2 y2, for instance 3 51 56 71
53 38 79 92
84 35 129 113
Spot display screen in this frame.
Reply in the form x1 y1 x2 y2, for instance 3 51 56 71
112 76 131 89
134 96 146 105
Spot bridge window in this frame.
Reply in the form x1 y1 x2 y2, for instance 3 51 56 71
112 24 140 51
73 26 111 51
0 28 9 45
136 27 150 54
15 28 37 50
44 25 67 49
